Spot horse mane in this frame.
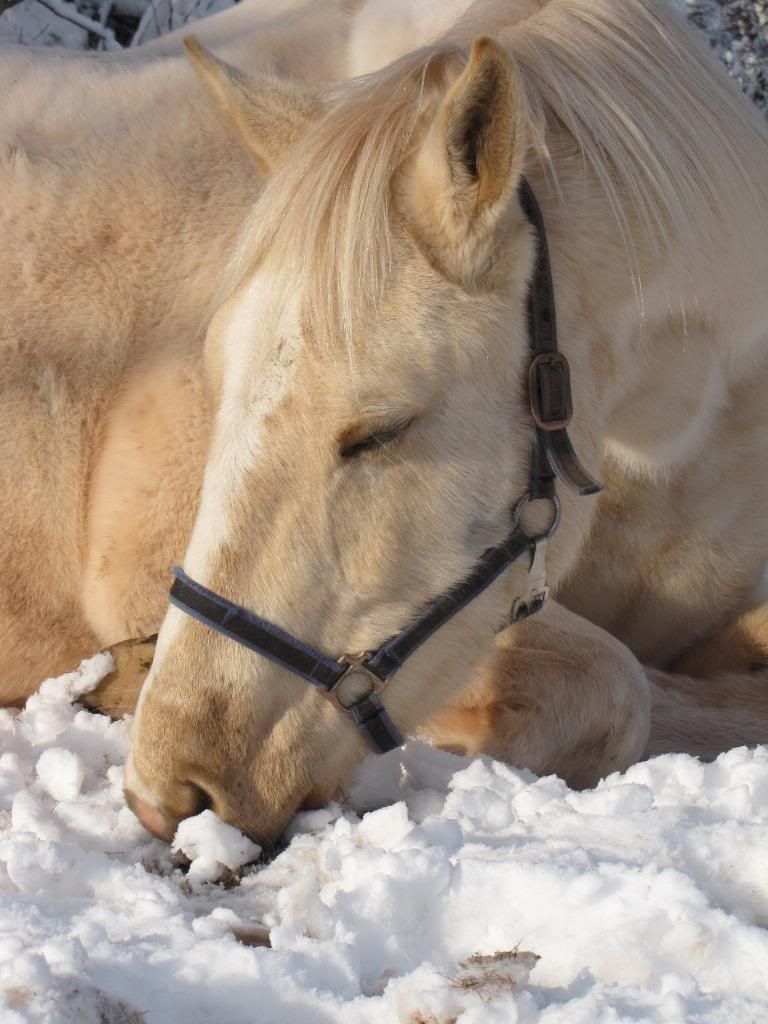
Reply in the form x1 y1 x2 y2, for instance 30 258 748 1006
220 0 768 353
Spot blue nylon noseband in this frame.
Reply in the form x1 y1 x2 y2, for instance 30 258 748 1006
167 180 601 755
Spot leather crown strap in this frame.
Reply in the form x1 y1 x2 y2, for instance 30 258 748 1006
168 179 602 755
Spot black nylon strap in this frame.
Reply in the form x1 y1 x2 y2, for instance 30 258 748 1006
542 429 603 497
519 179 602 498
169 569 346 691
519 178 557 357
367 525 533 679
167 522 536 752
170 570 402 753
522 177 562 500
528 429 556 501
350 695 403 754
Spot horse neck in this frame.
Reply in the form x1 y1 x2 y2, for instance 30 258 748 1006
512 125 768 602
529 140 768 485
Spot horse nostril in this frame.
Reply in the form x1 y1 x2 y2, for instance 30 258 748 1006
191 783 213 814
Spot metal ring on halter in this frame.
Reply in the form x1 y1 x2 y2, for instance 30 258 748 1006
326 654 387 714
512 493 561 543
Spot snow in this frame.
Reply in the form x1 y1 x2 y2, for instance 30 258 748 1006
0 0 87 48
173 809 261 885
687 1 768 114
1 655 767 1022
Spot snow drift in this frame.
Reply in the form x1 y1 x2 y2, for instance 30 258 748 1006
1 655 767 1022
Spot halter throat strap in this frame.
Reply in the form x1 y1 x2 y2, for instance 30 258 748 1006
167 178 601 756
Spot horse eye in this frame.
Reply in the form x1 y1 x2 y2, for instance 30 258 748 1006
339 420 412 459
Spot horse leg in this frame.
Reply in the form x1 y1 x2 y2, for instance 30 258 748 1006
672 603 768 677
425 602 768 784
645 604 768 758
645 666 768 759
422 602 652 789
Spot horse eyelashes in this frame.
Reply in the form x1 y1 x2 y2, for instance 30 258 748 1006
338 420 413 459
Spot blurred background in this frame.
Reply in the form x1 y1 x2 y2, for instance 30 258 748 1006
0 0 765 116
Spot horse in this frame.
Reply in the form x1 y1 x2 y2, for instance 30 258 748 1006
124 0 768 841
3 0 768 846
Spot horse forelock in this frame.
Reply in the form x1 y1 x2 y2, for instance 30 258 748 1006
215 0 767 358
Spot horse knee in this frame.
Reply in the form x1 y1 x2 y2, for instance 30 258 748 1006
424 606 652 788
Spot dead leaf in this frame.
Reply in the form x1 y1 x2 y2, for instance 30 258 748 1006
79 635 157 719
232 922 272 947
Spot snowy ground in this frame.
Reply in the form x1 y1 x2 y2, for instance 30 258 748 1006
1 655 767 1023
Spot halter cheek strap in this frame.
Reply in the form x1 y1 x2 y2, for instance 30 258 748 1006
519 179 602 501
167 179 602 755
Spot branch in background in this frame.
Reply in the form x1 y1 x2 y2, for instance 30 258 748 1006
129 0 160 49
97 0 114 50
34 0 123 47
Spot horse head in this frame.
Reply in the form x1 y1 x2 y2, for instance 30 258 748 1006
125 35 599 844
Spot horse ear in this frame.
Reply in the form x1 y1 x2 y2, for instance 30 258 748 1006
184 36 320 174
401 37 528 282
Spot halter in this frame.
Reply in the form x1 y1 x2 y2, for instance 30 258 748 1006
168 179 602 755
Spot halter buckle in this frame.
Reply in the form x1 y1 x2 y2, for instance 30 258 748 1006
529 352 573 431
327 654 387 714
